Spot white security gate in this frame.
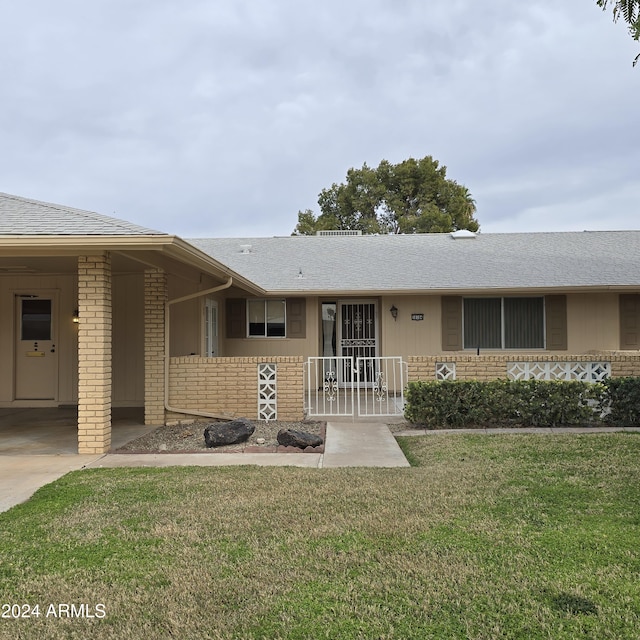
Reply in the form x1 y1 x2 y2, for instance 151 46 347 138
305 357 354 417
305 356 406 417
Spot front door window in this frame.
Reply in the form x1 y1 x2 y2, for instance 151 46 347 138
321 303 337 358
21 299 52 340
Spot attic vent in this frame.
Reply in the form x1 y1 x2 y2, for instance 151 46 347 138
239 244 252 254
450 230 477 240
316 230 363 236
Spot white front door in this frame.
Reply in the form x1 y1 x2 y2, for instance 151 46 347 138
14 293 59 400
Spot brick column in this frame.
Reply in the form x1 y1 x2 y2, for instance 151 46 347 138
77 253 112 454
144 269 167 425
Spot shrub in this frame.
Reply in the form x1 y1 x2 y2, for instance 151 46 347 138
404 379 604 429
601 377 640 426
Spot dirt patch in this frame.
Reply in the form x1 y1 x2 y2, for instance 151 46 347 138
387 422 416 434
116 420 326 454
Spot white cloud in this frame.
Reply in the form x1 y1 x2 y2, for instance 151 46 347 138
0 0 638 237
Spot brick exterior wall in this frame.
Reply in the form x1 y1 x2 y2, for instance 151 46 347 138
167 356 304 421
77 253 112 454
408 353 640 381
144 269 167 425
610 354 640 377
163 353 640 424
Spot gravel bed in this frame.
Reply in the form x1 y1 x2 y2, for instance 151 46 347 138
116 419 325 453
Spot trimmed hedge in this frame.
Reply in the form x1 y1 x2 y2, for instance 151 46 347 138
404 379 605 429
601 377 640 427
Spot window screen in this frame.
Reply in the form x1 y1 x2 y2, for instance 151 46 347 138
463 298 501 349
504 298 544 349
464 297 544 349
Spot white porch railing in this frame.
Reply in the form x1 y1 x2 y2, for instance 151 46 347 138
305 356 406 417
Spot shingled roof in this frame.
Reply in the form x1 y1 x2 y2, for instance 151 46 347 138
3 191 638 294
189 231 640 294
0 192 166 236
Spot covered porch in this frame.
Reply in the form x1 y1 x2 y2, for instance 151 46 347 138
0 239 252 454
0 407 155 455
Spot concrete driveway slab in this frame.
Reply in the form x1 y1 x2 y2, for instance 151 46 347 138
0 455 101 512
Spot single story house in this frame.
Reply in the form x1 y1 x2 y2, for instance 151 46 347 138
1 192 639 453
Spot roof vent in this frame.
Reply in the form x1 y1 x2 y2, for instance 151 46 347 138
450 230 477 240
316 230 363 236
239 244 252 254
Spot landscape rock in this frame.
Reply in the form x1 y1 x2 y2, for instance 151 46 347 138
204 418 255 447
276 428 324 449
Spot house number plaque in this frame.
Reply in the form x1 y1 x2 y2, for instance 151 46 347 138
411 314 424 321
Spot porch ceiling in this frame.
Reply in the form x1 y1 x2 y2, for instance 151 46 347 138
0 239 264 293
0 253 156 275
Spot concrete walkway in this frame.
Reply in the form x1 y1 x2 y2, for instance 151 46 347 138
322 422 410 468
86 422 410 471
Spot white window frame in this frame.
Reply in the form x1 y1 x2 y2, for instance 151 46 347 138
247 299 287 338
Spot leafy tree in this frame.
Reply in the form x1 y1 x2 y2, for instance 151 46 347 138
293 156 479 235
597 0 640 65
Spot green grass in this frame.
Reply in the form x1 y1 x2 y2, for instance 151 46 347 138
1 433 640 639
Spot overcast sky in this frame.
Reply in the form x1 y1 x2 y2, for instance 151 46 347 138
1 1 638 238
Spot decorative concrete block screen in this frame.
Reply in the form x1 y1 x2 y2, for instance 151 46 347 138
435 362 456 380
408 354 640 383
507 361 611 382
258 363 277 420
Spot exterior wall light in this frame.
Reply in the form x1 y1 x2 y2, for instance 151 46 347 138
390 305 398 321
73 309 79 323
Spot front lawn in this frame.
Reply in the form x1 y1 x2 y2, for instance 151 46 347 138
1 433 639 639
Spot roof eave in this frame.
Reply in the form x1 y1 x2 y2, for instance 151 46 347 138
0 234 266 295
262 284 640 296
164 237 265 295
0 234 172 250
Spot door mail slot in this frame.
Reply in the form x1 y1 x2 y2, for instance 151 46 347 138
26 351 46 357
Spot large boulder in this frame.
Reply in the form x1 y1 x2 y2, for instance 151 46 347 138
277 429 323 449
204 418 255 447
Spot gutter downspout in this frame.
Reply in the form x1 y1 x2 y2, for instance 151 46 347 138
164 277 234 421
